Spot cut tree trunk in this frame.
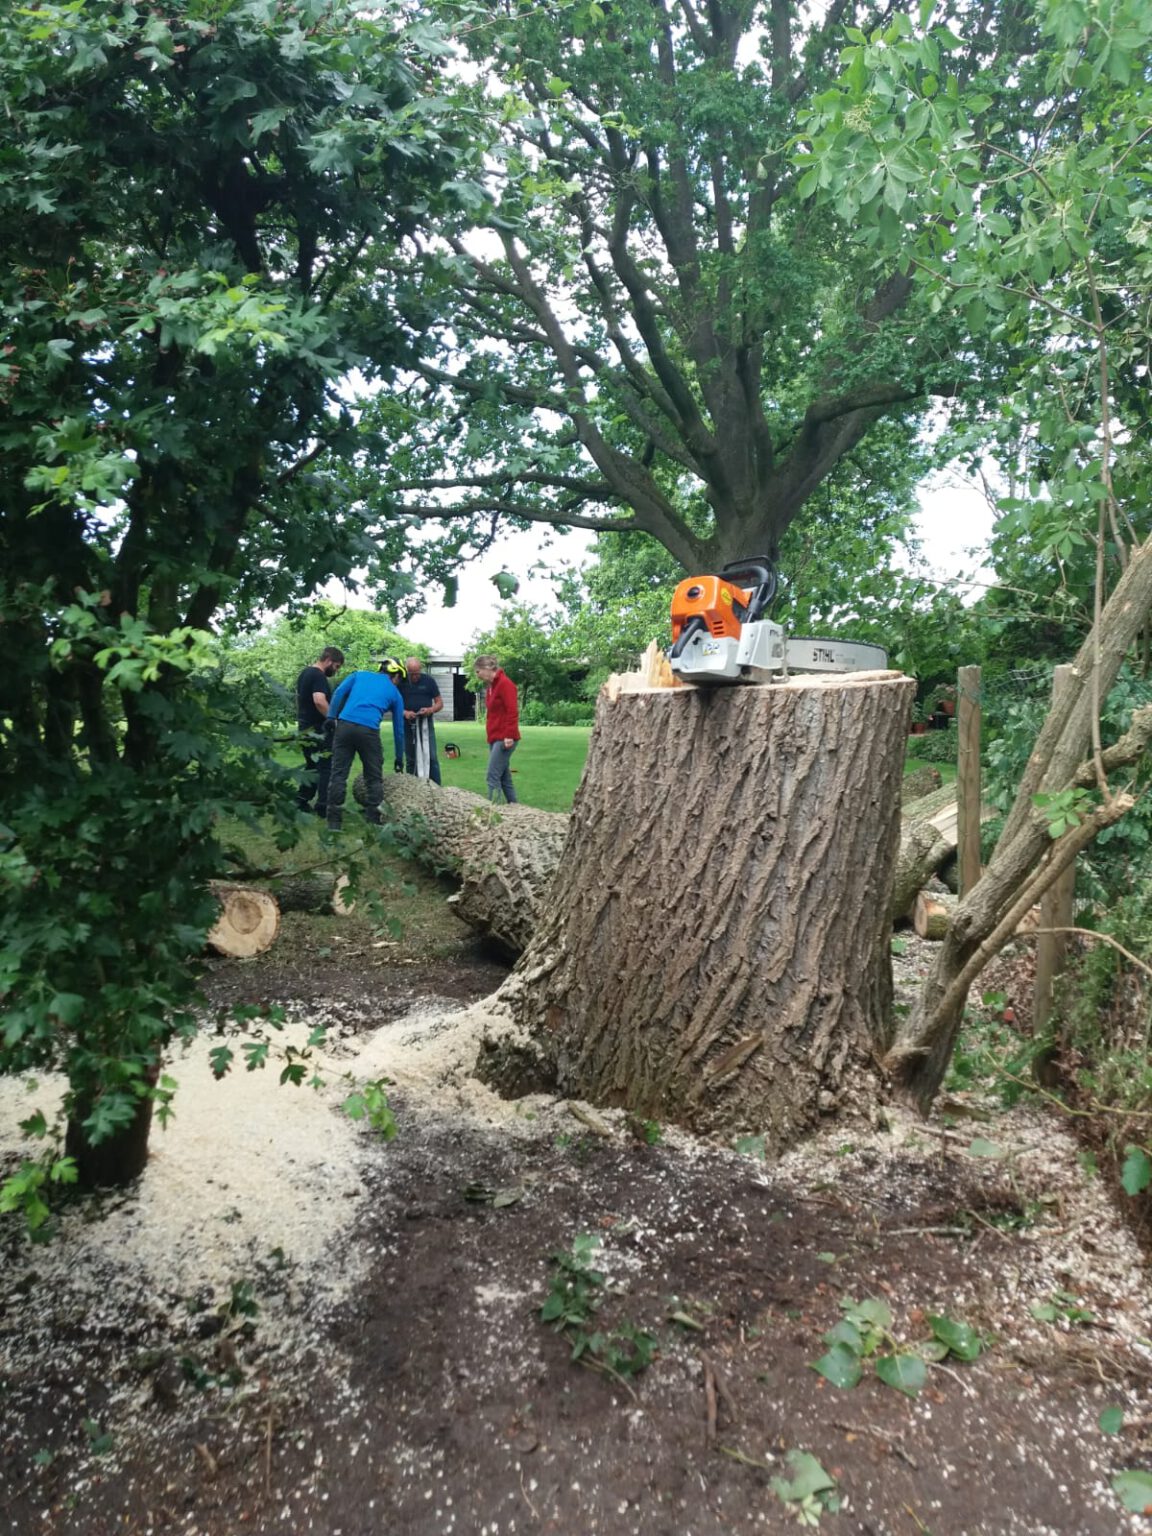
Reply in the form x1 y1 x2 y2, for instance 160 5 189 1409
489 671 914 1148
911 890 956 940
357 775 568 957
271 873 354 916
206 882 280 958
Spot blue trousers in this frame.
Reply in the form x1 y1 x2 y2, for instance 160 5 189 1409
486 740 517 803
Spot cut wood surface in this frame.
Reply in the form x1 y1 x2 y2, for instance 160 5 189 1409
911 890 956 941
491 672 915 1145
206 882 280 958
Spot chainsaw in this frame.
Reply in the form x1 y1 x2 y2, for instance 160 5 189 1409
668 558 888 685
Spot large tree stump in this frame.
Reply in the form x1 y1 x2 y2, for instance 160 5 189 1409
492 672 914 1148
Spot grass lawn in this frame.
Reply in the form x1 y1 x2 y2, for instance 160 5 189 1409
277 719 951 818
435 722 591 812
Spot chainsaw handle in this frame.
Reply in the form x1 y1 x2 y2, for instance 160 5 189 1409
718 558 777 622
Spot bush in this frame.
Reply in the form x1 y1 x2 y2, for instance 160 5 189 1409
520 699 595 727
905 725 957 763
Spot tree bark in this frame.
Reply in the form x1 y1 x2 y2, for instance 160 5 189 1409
65 1069 158 1190
490 673 914 1148
361 775 569 957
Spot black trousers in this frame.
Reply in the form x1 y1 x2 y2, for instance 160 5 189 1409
297 728 332 815
326 722 383 829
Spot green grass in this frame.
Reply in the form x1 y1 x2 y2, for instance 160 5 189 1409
436 723 591 813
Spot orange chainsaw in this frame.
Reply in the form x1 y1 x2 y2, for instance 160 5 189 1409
669 558 887 684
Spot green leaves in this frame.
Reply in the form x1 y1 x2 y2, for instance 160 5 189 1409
1121 1145 1152 1196
927 1313 983 1362
770 1452 841 1525
812 1342 863 1390
1112 1469 1152 1515
341 1080 398 1141
874 1354 928 1398
1098 1406 1125 1435
811 1297 983 1399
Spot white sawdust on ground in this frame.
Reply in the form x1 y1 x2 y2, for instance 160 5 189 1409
1 935 1151 1532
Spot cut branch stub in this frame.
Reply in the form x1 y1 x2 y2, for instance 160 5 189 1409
492 672 915 1148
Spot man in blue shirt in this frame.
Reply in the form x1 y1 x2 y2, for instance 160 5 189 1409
325 657 407 831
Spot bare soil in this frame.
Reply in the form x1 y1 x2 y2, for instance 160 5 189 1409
3 887 1152 1535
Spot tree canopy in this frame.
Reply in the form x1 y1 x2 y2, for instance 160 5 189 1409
0 0 476 1196
353 0 1027 577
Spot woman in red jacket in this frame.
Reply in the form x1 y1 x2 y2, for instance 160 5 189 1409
474 654 520 803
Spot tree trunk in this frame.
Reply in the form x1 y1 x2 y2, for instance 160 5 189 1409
362 775 568 956
271 873 354 916
206 882 280 957
491 673 914 1148
65 1072 157 1189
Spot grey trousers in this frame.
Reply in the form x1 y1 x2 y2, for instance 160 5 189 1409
486 740 517 803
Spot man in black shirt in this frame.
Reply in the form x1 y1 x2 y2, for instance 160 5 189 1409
295 646 344 817
400 656 443 783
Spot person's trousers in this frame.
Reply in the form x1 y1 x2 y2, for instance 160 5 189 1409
327 722 383 828
486 740 517 803
404 716 441 783
297 729 332 816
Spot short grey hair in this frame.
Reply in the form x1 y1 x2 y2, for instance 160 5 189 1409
474 654 499 671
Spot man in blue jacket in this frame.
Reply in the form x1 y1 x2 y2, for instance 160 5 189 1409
325 657 407 831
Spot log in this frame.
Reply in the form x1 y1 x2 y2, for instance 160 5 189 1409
206 882 280 958
489 671 915 1147
355 774 568 956
911 890 955 941
890 817 952 920
901 765 943 802
271 873 354 916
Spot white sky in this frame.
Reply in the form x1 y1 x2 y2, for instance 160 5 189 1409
363 470 997 657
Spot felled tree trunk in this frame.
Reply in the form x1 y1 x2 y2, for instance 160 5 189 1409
360 775 568 956
491 673 914 1148
272 873 354 916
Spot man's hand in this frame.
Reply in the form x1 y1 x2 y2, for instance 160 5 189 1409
504 737 515 749
404 709 416 720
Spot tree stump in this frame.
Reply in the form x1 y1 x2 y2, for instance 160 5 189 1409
493 672 914 1149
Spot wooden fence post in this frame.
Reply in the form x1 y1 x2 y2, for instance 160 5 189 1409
956 665 983 896
1033 665 1077 1044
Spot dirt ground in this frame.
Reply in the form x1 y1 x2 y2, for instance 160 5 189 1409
3 879 1152 1536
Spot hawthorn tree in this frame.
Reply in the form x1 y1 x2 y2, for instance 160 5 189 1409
355 0 1032 577
0 0 479 1201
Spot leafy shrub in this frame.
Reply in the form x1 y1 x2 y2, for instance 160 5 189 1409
520 699 595 727
905 725 957 763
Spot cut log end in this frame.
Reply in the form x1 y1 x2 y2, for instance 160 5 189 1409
910 890 956 941
207 882 280 957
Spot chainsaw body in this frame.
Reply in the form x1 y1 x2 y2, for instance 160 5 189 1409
669 558 887 684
